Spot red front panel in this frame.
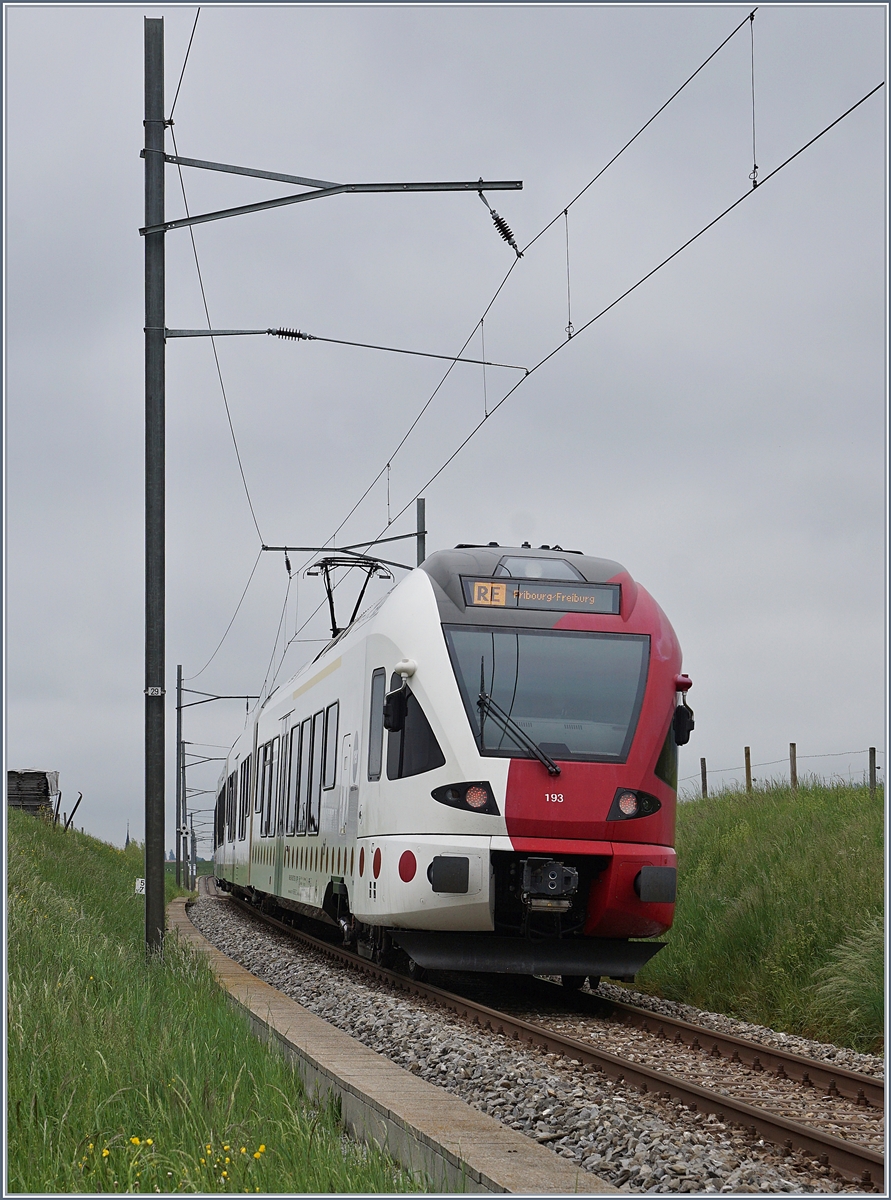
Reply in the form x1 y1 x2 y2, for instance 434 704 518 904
502 577 680 938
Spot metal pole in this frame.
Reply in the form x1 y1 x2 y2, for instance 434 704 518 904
175 665 182 886
144 17 166 955
868 747 876 798
744 746 752 794
789 742 798 790
416 497 426 566
700 757 708 799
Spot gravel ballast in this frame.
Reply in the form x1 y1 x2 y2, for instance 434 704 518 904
188 892 881 1194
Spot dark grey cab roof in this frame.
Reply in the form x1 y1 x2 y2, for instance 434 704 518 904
420 544 628 627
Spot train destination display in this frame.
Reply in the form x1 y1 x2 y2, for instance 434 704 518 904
461 577 620 614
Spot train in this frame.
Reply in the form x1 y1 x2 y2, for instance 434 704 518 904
213 542 693 985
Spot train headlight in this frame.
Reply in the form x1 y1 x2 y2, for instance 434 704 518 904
618 791 639 817
607 788 662 821
431 781 499 815
465 785 489 810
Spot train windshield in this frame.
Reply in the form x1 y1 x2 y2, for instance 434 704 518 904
443 625 649 763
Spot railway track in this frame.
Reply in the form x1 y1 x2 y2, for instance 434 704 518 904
218 887 884 1191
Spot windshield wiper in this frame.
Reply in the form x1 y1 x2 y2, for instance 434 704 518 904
477 692 561 776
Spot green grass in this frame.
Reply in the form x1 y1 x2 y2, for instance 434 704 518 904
632 780 884 1054
7 810 424 1193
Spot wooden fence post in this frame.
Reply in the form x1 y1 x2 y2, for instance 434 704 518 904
744 747 752 793
869 747 877 798
700 757 708 799
789 742 798 790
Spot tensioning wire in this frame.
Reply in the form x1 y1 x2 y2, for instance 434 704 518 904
321 9 757 557
381 81 884 533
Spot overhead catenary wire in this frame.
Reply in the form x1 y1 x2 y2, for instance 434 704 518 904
380 81 884 533
169 126 265 544
749 11 759 187
185 547 263 681
317 8 759 564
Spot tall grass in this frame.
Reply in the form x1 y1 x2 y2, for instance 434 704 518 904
633 781 884 1054
7 810 423 1193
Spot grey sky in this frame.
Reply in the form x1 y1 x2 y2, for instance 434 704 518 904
5 4 886 851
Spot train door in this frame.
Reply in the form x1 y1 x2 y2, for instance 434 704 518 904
273 713 291 897
339 732 361 840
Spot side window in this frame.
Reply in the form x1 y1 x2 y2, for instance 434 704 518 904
308 710 325 834
297 718 312 834
215 787 225 848
226 771 237 842
323 702 339 789
285 724 301 835
654 722 678 790
386 675 446 780
238 757 250 840
367 669 386 781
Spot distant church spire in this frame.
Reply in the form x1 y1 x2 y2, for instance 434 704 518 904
125 822 130 848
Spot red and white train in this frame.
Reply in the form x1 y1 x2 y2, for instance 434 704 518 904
214 542 693 984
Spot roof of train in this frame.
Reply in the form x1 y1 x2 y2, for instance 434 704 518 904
420 543 627 587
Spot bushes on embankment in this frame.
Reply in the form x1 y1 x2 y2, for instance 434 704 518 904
6 809 419 1193
634 781 884 1054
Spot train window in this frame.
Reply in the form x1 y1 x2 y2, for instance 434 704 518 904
445 625 649 764
226 771 237 842
323 702 339 789
494 555 585 581
387 675 446 780
654 724 678 790
254 747 262 814
367 668 386 781
215 787 225 848
285 724 301 835
238 758 250 840
296 717 312 834
308 710 325 834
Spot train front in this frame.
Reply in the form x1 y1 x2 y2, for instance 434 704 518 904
386 543 692 981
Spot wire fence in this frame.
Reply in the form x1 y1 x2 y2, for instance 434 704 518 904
679 745 884 801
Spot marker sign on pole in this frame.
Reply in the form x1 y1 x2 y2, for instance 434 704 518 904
135 878 146 895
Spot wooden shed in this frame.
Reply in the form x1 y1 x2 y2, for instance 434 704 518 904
7 770 60 816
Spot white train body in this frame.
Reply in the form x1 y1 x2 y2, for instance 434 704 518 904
214 544 685 978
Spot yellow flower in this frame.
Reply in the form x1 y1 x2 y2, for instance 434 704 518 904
130 1136 141 1145
102 1149 110 1158
200 1158 205 1166
240 1147 246 1155
253 1152 261 1160
258 1145 266 1153
88 1143 94 1151
205 1144 211 1152
223 1144 230 1151
221 1171 228 1179
225 1157 230 1164
146 1139 153 1146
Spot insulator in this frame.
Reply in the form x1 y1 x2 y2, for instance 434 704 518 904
273 327 311 340
490 210 514 243
284 554 292 575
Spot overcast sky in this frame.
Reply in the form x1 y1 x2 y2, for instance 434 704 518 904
4 3 886 851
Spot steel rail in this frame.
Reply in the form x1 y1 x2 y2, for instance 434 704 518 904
217 891 883 1190
529 978 884 1111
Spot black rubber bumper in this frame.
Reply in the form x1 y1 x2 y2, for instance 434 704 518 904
390 932 665 976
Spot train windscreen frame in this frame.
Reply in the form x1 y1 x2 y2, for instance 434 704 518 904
443 625 649 763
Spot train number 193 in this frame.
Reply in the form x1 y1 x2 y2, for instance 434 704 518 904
545 793 564 803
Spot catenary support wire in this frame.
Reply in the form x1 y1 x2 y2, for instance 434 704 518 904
749 11 759 187
380 81 884 533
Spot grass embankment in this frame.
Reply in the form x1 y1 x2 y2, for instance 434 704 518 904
7 810 421 1193
634 781 884 1054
